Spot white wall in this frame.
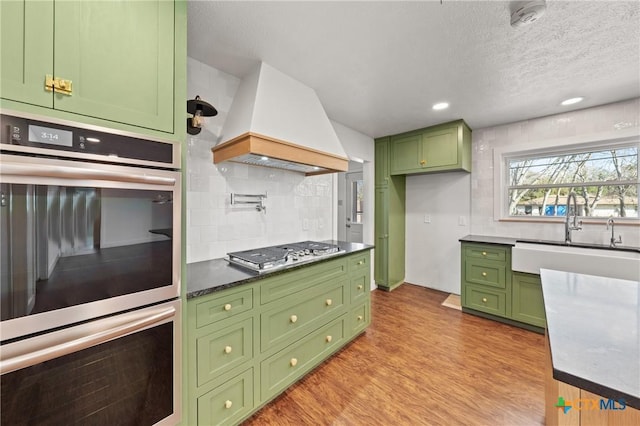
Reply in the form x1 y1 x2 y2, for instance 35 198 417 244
331 120 376 289
186 58 372 263
405 172 471 294
471 98 640 247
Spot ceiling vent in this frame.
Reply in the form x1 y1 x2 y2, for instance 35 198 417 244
510 1 547 28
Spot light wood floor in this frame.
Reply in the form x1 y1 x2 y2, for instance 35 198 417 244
243 284 546 426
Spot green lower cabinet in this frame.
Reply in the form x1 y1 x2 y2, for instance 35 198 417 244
197 368 254 426
511 272 546 328
186 250 372 425
464 285 506 316
461 242 546 332
260 316 346 400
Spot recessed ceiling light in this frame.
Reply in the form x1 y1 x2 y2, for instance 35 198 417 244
561 97 584 106
432 102 449 111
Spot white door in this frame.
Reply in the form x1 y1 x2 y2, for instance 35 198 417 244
345 171 363 243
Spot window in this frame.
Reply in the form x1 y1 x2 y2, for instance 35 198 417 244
504 143 639 219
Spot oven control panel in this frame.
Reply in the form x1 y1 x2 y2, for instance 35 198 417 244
1 113 175 166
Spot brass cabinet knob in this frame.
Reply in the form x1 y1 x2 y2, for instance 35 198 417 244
482 297 488 303
224 303 232 311
357 285 363 290
224 346 232 354
326 335 333 343
481 272 487 277
482 251 487 256
290 358 298 367
224 400 233 409
357 315 363 321
420 159 426 166
357 260 364 265
290 314 298 323
325 299 333 306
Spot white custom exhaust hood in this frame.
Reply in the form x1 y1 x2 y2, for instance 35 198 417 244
212 62 348 175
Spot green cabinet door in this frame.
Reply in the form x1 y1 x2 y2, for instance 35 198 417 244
511 272 546 328
390 120 471 175
53 0 175 133
374 137 390 187
374 187 389 285
390 132 422 173
422 127 458 169
0 0 53 107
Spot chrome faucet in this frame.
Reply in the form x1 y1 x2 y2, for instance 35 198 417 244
606 217 622 248
564 191 582 244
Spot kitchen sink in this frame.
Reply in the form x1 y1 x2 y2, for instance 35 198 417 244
512 242 640 281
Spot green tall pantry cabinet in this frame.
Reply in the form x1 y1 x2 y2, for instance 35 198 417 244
374 120 471 291
374 137 406 291
0 0 185 141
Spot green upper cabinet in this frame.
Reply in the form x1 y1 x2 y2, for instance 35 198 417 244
0 0 54 108
54 1 175 133
390 120 472 175
0 0 185 140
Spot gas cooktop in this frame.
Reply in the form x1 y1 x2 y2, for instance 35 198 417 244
227 241 344 273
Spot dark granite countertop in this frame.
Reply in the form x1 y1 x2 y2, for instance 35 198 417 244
186 241 374 299
460 234 640 253
459 235 517 246
541 269 640 409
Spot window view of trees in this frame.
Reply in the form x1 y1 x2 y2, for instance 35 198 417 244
507 145 639 218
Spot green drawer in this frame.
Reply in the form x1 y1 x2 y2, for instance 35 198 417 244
195 287 253 328
261 316 346 400
350 301 370 336
261 282 345 352
260 259 347 305
464 244 507 262
465 285 506 316
465 262 506 289
350 273 368 303
347 252 369 274
197 368 254 426
196 317 253 387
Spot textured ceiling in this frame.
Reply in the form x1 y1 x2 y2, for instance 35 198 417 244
188 1 640 138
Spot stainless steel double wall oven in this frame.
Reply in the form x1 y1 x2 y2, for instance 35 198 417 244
0 111 182 425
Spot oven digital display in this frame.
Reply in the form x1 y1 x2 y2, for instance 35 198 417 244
28 125 73 147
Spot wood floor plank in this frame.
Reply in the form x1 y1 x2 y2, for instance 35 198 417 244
243 284 545 426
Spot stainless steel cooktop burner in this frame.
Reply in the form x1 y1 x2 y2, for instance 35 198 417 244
227 241 343 273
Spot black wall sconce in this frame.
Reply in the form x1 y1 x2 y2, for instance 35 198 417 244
187 96 218 135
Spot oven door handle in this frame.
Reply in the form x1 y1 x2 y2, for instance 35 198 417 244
0 306 175 374
0 162 176 186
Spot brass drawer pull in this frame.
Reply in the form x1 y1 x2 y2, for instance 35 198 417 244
326 335 332 343
290 358 298 367
482 251 487 256
224 303 232 311
482 297 488 303
325 299 333 306
290 314 298 323
224 400 233 409
481 272 487 277
357 260 364 265
224 346 232 354
420 159 426 166
357 315 363 321
357 285 363 290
